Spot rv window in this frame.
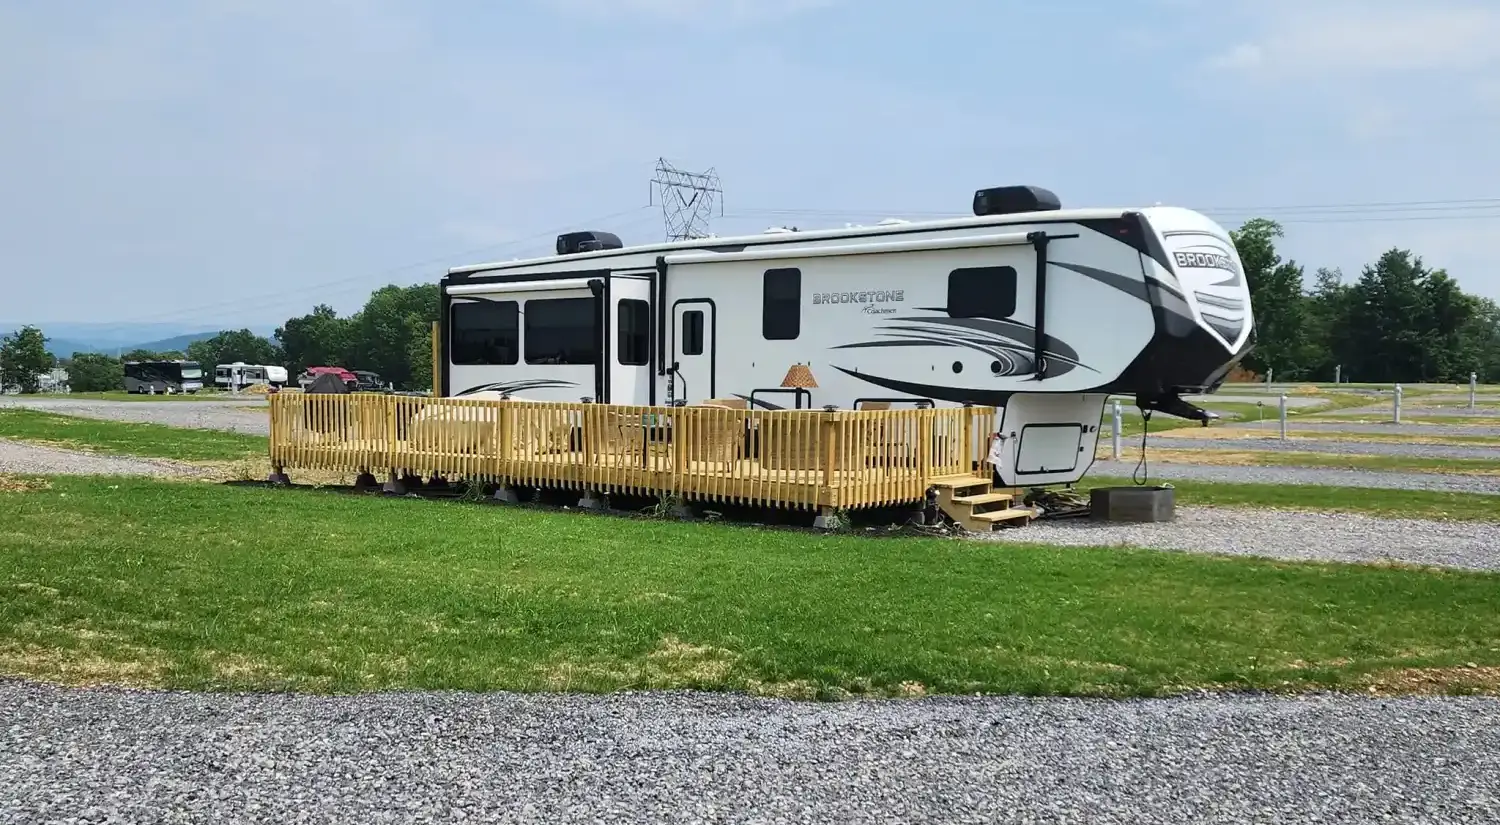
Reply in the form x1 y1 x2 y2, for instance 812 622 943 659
525 297 598 365
682 310 704 355
617 299 650 366
947 266 1018 320
762 268 801 340
450 300 520 365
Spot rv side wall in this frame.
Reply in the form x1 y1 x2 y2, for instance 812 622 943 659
658 225 1157 409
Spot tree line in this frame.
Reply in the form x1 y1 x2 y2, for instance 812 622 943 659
4 220 1499 393
1233 218 1500 383
1 284 437 393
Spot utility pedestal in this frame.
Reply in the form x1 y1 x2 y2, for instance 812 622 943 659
1089 486 1176 523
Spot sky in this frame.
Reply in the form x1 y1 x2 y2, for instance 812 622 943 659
3 0 1499 329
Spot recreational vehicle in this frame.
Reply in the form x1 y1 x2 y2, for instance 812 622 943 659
124 360 204 394
436 185 1255 486
215 362 288 390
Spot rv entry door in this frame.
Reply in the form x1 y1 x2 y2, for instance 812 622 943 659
671 299 715 404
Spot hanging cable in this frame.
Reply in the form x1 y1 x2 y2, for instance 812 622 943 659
1132 409 1152 486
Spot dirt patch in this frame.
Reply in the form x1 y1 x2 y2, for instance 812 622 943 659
0 475 52 493
0 642 167 687
1361 665 1500 696
540 635 741 691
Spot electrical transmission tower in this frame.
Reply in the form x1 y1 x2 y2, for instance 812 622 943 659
650 158 723 241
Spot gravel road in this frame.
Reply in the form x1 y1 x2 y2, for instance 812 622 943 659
985 506 1500 570
1089 459 1500 494
0 396 269 436
2 681 1496 824
0 438 210 478
1136 435 1500 461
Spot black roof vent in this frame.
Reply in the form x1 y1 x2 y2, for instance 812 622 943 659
557 230 624 255
972 185 1062 217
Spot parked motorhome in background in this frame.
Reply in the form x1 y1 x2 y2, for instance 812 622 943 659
124 360 204 394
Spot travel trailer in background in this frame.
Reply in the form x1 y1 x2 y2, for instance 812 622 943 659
215 362 288 390
435 185 1255 487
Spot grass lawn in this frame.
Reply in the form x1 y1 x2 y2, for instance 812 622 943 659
1086 476 1499 520
1100 447 1500 477
1 476 1498 699
0 409 267 462
1314 414 1500 426
1103 394 1382 438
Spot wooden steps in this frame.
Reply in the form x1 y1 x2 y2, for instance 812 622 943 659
930 474 1034 531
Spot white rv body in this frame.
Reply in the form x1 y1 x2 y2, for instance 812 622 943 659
215 362 288 389
438 188 1255 487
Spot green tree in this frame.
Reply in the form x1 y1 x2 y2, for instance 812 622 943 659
0 326 57 394
1302 267 1355 381
65 352 123 392
1419 269 1483 381
1344 249 1437 383
186 329 282 369
349 283 439 389
1229 218 1309 378
275 304 354 376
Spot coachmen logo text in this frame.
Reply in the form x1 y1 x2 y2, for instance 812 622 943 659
812 290 905 305
1172 250 1238 274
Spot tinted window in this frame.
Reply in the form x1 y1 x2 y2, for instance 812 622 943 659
682 309 704 356
450 300 519 365
947 266 1017 320
525 297 597 365
762 268 801 340
617 299 650 366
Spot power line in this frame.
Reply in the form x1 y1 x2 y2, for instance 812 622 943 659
723 196 1500 226
112 206 657 326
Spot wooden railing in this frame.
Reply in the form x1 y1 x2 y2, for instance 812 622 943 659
269 394 998 511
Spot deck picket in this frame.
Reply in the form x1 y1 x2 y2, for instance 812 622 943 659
268 394 996 513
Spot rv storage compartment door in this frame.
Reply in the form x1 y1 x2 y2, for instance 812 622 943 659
992 393 1108 487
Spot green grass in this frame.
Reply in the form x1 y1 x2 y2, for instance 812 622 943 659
0 409 267 461
1107 449 1500 476
1315 414 1500 426
1104 395 1374 437
1 476 1498 698
1087 476 1499 521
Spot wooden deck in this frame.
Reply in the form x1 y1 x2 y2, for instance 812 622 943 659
268 394 1000 512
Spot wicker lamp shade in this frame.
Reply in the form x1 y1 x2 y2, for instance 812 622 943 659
780 363 818 388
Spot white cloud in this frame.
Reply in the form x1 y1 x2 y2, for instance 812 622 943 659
1207 2 1500 78
533 0 840 25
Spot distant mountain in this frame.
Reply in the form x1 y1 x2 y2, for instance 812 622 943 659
0 322 278 357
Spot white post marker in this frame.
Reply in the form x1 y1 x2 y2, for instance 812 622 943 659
1279 394 1288 441
1393 384 1403 424
1471 372 1478 410
1334 364 1341 384
1111 400 1122 460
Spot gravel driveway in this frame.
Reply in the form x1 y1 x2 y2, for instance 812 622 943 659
984 506 1500 571
0 396 270 436
0 439 211 478
1089 459 1500 494
2 681 1496 824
